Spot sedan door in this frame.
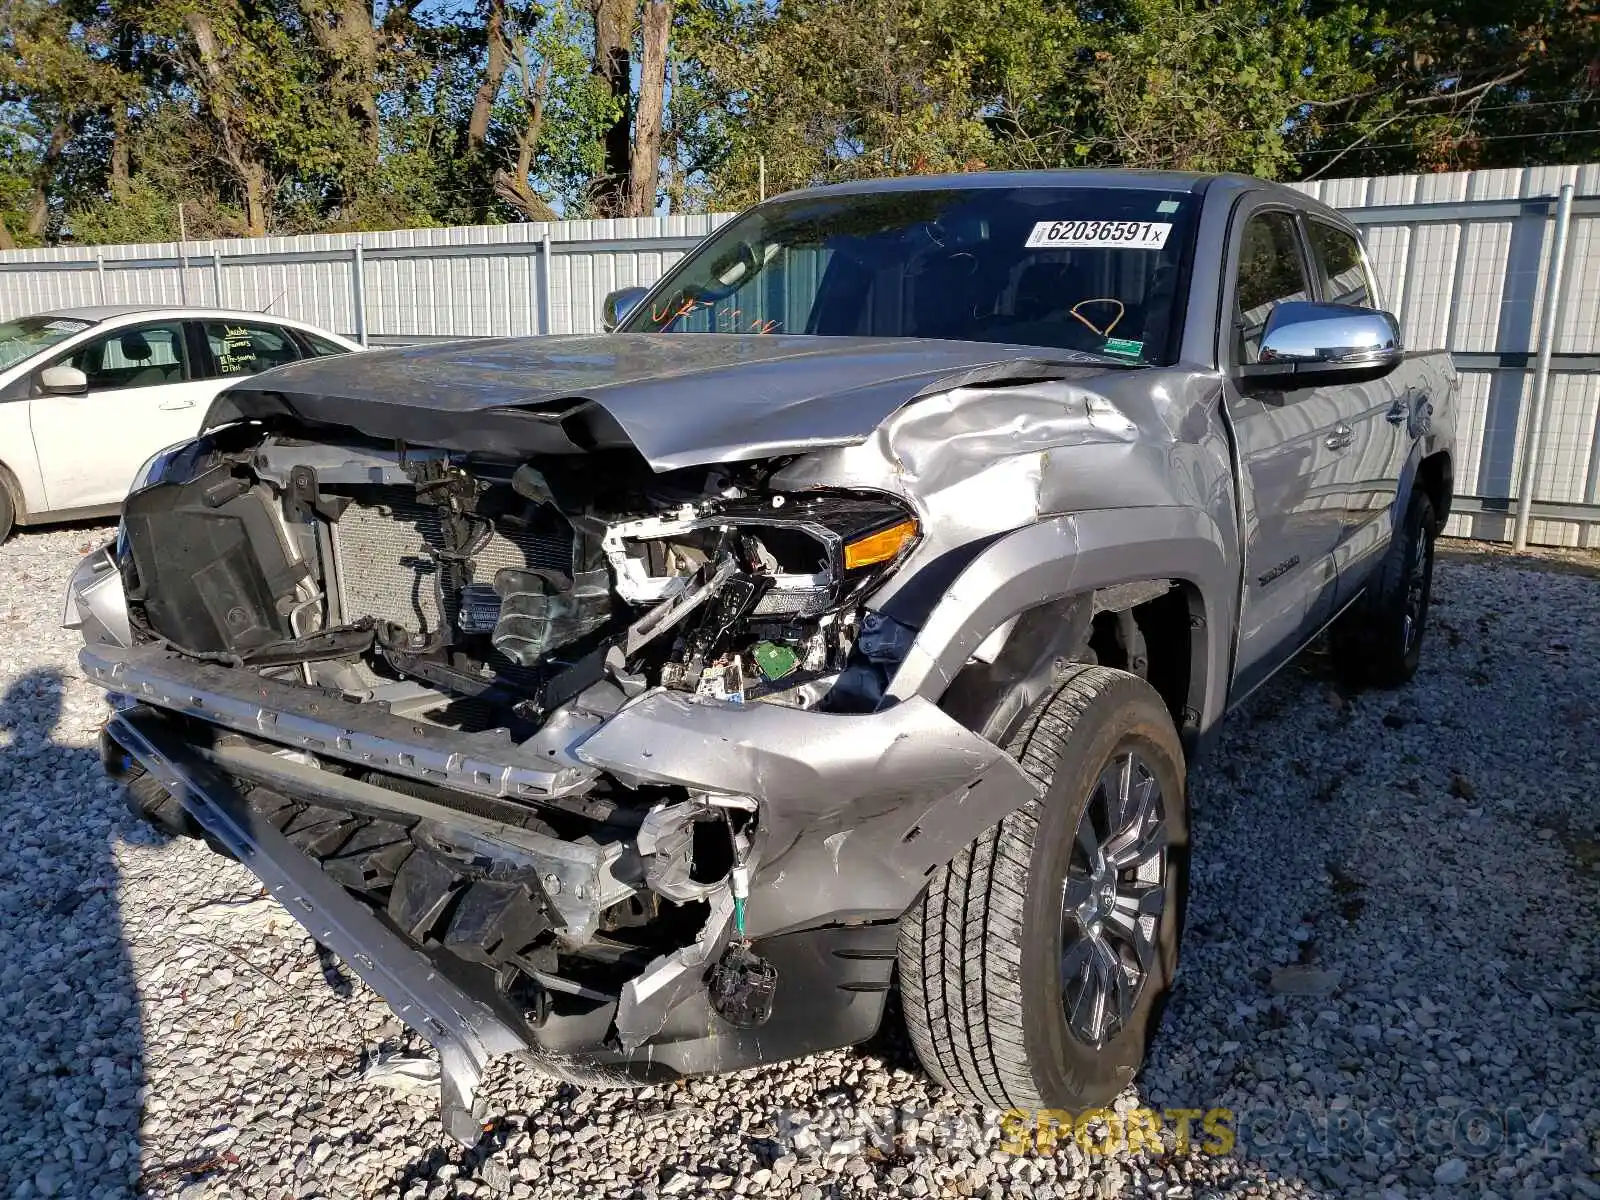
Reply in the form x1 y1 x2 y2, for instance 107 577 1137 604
29 320 218 513
1223 206 1350 699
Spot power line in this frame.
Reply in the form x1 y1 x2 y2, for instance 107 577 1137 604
1294 96 1599 135
1294 125 1600 157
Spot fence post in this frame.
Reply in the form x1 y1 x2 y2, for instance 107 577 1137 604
95 252 107 304
176 205 190 305
1512 183 1576 552
539 232 554 335
212 251 225 308
351 243 369 346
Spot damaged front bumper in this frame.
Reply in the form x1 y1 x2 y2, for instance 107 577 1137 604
84 642 1036 1142
106 709 527 1145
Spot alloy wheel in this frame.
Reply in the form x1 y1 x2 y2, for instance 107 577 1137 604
1059 751 1168 1048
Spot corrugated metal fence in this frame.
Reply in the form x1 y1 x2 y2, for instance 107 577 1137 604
0 214 729 344
1287 165 1600 548
1 165 1597 547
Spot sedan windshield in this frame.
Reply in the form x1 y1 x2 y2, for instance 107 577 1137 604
621 185 1199 364
0 315 93 370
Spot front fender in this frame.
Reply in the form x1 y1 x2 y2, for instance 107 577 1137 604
884 506 1235 736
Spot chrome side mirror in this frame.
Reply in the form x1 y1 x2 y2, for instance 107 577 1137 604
602 286 649 333
39 363 89 396
1240 301 1404 391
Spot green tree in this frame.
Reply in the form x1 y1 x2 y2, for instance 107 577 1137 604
0 0 1591 246
697 0 999 208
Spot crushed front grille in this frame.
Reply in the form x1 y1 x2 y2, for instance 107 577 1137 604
332 488 572 635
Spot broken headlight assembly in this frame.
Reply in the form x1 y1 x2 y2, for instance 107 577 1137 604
603 491 921 706
115 437 212 559
605 492 919 614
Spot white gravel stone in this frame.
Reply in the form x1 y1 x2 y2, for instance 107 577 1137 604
1435 1158 1469 1185
2 526 1598 1199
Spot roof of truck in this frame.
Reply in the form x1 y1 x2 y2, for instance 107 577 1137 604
763 169 1342 221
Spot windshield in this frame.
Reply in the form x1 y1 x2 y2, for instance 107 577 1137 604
621 185 1199 364
0 315 93 370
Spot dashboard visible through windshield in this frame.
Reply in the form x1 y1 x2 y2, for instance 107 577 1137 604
621 185 1199 365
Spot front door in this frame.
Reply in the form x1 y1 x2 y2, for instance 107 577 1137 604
30 320 217 512
1303 218 1415 608
1223 207 1349 698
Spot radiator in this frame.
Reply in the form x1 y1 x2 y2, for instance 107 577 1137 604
331 488 572 636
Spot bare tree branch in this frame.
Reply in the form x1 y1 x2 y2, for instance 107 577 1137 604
1303 112 1409 180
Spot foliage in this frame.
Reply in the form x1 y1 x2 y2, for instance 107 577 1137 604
0 0 1593 243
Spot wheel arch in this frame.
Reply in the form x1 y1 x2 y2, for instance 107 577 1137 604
884 508 1234 753
0 457 26 523
1417 448 1453 526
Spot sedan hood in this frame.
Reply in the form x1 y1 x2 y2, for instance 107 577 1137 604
206 334 1119 470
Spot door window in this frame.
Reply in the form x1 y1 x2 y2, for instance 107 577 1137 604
1307 221 1375 309
202 321 303 377
57 322 190 390
1233 211 1311 365
297 331 353 358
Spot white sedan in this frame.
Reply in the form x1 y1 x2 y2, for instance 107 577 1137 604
0 305 361 541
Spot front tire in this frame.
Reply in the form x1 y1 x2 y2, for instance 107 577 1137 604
899 664 1189 1111
0 486 13 544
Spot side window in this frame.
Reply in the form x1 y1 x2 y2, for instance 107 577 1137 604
58 322 190 391
203 321 302 377
298 331 352 357
1307 221 1375 309
1233 211 1311 365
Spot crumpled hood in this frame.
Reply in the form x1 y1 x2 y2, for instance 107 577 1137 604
206 333 1121 470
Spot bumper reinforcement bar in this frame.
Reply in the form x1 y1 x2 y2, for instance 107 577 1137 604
81 643 593 802
107 708 529 1145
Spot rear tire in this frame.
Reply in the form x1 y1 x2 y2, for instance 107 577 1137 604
898 664 1189 1111
1332 489 1437 689
0 486 13 544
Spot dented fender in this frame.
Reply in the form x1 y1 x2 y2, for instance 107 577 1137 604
885 506 1236 734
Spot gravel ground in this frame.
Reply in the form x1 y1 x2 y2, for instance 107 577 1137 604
1 523 1596 1200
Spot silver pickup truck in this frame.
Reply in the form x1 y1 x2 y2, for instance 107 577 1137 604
66 170 1456 1140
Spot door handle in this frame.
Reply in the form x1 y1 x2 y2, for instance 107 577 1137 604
158 399 197 411
1325 425 1354 451
1388 390 1431 432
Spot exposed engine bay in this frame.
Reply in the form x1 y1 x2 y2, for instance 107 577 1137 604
119 431 921 727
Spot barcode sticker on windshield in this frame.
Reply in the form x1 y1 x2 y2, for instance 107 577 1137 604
1025 220 1172 250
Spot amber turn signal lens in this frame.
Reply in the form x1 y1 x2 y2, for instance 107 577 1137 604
843 519 919 570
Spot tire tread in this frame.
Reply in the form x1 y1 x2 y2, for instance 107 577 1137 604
1332 490 1437 688
898 663 1137 1110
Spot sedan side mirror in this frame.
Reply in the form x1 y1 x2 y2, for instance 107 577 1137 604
39 364 89 396
602 286 649 332
1238 302 1404 391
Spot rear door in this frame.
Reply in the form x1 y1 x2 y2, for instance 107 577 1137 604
1304 218 1415 607
29 320 217 512
194 319 307 380
1222 203 1349 698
